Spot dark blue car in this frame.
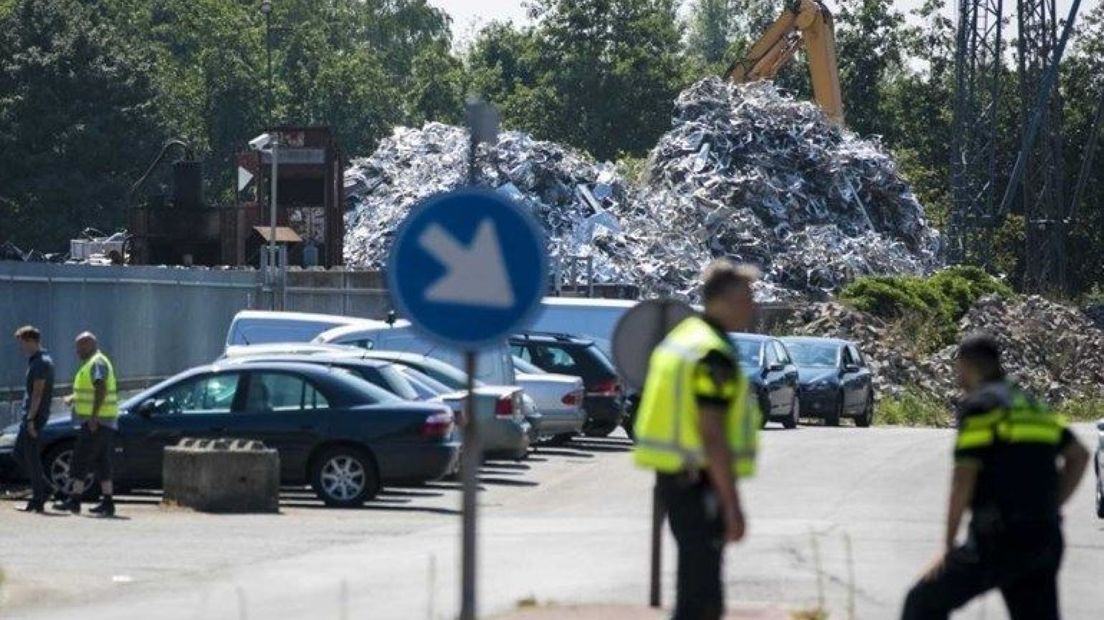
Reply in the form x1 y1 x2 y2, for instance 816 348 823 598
780 337 875 427
729 333 801 429
0 362 460 507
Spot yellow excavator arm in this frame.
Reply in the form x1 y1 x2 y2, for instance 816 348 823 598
725 0 845 125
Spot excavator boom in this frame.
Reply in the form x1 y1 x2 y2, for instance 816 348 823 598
726 0 844 125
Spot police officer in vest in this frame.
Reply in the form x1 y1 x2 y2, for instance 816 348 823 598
634 260 760 620
55 332 120 516
902 334 1089 620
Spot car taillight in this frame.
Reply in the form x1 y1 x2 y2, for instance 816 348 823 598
420 410 454 439
562 389 583 406
589 378 621 397
494 395 515 419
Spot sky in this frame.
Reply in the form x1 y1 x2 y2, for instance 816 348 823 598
429 0 1085 45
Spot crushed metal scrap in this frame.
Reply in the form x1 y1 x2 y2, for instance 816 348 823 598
343 78 941 300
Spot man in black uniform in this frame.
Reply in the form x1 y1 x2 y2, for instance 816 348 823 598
12 325 55 513
902 334 1089 620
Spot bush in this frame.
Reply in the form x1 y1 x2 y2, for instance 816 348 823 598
840 267 1012 351
875 392 952 427
1054 398 1104 423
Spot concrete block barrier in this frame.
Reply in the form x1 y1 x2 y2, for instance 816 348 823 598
162 438 280 513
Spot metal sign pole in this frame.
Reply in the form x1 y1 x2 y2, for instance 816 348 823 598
460 351 480 620
650 477 664 608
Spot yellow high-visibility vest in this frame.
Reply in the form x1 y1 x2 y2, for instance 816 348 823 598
633 316 759 477
955 388 1067 451
73 351 119 419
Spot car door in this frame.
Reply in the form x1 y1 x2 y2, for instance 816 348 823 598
839 346 862 414
771 341 798 408
118 371 245 484
234 371 329 481
848 344 872 409
761 342 785 417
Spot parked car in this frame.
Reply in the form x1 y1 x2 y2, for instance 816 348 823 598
223 351 531 460
729 333 800 429
1095 418 1103 519
530 298 639 357
223 310 380 351
512 356 587 444
780 337 875 427
313 321 516 387
510 332 627 437
0 362 460 507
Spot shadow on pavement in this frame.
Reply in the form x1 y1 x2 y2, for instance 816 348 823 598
529 448 594 459
478 476 539 487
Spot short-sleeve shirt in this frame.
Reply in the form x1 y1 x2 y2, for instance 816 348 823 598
954 381 1072 531
23 349 55 428
694 318 740 409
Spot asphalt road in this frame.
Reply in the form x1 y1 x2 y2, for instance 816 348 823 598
0 424 1100 620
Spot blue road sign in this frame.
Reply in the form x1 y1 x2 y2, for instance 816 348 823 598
387 188 548 350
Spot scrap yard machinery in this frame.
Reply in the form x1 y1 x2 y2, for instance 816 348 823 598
726 0 844 125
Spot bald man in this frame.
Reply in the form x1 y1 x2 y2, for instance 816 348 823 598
55 332 119 516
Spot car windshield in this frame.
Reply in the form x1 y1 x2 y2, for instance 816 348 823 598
731 339 762 368
786 342 838 368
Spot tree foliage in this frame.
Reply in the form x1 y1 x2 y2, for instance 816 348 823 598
0 0 1102 301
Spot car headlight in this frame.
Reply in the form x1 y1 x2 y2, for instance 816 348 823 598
0 432 16 449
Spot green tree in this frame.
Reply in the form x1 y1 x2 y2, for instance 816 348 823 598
834 0 907 137
0 0 167 249
469 0 686 160
686 0 734 67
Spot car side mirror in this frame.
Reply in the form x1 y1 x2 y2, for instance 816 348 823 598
1096 419 1104 432
137 398 164 417
844 364 859 373
767 363 784 372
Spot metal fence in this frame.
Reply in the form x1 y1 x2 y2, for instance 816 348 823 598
0 263 259 426
0 263 402 427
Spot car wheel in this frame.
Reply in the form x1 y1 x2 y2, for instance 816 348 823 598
311 447 379 508
825 394 842 427
43 442 98 501
1097 483 1104 520
622 421 635 441
782 397 799 429
856 393 874 428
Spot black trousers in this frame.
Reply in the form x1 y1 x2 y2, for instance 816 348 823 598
14 422 51 503
657 471 725 620
902 528 1064 620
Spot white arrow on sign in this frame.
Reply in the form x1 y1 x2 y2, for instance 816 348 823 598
237 166 255 192
419 218 515 308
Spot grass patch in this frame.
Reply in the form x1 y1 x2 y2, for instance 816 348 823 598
1054 398 1104 423
875 392 953 427
840 266 1012 354
515 595 540 609
791 609 829 620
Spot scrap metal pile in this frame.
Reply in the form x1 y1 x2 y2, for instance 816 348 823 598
788 295 1104 407
343 123 633 279
343 78 940 300
629 78 940 299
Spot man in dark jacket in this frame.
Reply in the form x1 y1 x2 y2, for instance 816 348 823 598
12 325 55 513
902 334 1090 619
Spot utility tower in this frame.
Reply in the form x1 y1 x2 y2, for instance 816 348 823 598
1016 0 1067 293
949 0 1006 265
